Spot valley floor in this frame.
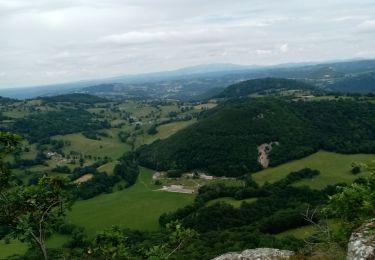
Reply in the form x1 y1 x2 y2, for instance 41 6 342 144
2 151 374 259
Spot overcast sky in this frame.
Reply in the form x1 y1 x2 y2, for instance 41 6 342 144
0 0 375 88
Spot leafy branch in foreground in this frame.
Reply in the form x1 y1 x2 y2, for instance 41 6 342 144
89 221 197 259
146 221 197 260
0 132 22 188
0 131 74 260
323 173 375 231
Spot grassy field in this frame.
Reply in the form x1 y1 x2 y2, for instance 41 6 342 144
275 224 317 239
140 120 196 145
194 102 217 110
0 234 70 259
117 102 158 118
3 109 29 119
275 220 340 240
98 161 118 175
66 167 195 236
0 240 27 259
159 175 243 190
252 151 375 189
206 197 257 208
53 133 129 160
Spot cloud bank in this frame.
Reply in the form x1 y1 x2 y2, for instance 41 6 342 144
0 0 374 87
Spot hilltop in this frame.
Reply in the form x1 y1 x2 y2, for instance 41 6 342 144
40 93 108 104
215 78 317 98
138 93 375 176
2 59 375 100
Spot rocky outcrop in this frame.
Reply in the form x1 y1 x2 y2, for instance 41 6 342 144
212 248 294 260
347 221 375 260
257 142 279 168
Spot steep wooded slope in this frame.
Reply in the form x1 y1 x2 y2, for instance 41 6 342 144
138 98 375 176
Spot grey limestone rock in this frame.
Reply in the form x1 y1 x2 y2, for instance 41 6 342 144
212 248 294 260
347 221 375 260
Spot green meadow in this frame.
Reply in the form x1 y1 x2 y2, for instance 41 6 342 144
139 120 196 146
53 133 129 160
206 197 258 208
252 151 375 189
0 235 70 259
66 168 195 236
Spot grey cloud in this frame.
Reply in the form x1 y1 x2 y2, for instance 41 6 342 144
0 0 375 87
358 19 375 33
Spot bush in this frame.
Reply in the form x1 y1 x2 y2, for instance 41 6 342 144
147 125 158 135
51 165 71 174
351 166 361 174
166 169 183 178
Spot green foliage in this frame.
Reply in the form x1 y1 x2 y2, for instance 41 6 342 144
0 132 74 259
118 131 130 143
82 130 101 140
51 165 71 174
278 168 320 186
75 172 116 200
148 125 158 135
0 175 73 260
146 221 197 259
166 169 183 178
113 152 140 187
324 174 375 229
0 132 22 188
351 166 361 174
90 226 130 259
87 221 196 259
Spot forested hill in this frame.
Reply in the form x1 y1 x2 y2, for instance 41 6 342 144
216 78 317 98
330 72 375 93
40 93 108 104
0 96 17 104
137 98 375 177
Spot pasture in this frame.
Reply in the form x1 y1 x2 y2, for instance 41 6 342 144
66 167 195 236
0 235 70 259
53 133 129 160
252 151 375 189
206 197 258 208
142 120 196 145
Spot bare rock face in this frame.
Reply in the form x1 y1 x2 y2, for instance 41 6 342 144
212 248 294 260
347 221 375 260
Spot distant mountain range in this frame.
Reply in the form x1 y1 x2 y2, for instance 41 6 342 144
1 59 375 100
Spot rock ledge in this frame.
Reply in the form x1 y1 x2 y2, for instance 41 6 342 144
347 221 375 260
212 248 294 260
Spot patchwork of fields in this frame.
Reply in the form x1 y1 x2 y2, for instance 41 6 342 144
2 95 375 259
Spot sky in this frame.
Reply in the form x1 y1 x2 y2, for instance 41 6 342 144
0 0 375 88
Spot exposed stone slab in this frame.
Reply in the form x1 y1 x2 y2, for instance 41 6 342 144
347 221 375 260
213 248 294 260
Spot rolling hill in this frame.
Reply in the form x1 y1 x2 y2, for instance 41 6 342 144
330 71 375 93
215 78 317 98
137 89 375 176
3 59 375 100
